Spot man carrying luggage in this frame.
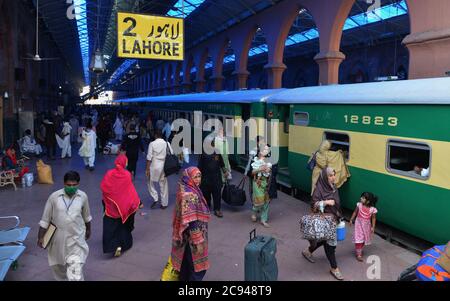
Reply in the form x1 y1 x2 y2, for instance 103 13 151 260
198 138 227 218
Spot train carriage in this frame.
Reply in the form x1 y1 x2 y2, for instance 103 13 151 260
117 77 450 245
117 89 286 170
268 77 450 245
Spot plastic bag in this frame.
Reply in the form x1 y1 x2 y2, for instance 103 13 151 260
160 256 179 281
36 160 54 184
24 173 34 187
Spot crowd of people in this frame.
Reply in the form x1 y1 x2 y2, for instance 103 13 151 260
9 106 382 282
28 106 285 281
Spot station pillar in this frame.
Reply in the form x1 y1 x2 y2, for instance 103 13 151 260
314 51 346 85
210 75 225 92
232 70 250 90
264 63 286 89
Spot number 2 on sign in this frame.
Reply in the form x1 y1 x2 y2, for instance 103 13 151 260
344 115 398 127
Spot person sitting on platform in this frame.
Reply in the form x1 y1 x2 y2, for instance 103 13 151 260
22 129 43 156
2 146 30 179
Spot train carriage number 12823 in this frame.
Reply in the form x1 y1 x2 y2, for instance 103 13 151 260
344 115 398 127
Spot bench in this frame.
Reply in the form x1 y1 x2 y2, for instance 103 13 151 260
0 216 30 281
0 170 16 191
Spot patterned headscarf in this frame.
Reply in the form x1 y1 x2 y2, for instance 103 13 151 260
172 167 210 242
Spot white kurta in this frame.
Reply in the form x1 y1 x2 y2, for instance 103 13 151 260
78 130 97 158
147 138 172 182
56 123 72 158
22 135 43 154
39 189 92 267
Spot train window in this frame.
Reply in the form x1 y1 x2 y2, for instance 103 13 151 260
323 131 350 160
387 140 431 180
294 112 309 126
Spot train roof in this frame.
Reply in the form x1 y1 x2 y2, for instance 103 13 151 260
115 89 285 104
267 77 450 104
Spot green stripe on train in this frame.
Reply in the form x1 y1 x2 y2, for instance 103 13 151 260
289 152 450 244
290 104 450 142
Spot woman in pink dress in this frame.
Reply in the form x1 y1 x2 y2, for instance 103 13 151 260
349 192 378 261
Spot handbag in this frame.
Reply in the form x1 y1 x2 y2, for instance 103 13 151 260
222 176 247 206
306 152 317 171
163 142 181 177
160 256 179 281
299 212 337 241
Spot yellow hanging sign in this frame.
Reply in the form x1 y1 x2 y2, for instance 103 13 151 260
117 12 184 61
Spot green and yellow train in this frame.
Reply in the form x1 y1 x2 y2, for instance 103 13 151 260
119 77 450 245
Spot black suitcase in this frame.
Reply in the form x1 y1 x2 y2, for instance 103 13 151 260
244 229 278 281
222 177 246 206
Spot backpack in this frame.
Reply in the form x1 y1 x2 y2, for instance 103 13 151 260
416 245 450 281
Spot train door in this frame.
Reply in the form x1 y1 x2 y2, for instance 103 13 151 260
242 104 251 162
269 104 292 188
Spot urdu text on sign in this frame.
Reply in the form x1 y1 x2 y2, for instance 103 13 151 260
117 12 184 61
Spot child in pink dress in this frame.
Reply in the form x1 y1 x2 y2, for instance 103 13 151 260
349 192 378 261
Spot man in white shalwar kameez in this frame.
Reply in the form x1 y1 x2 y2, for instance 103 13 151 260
56 122 72 158
38 171 92 281
145 130 173 209
78 124 97 171
22 129 43 155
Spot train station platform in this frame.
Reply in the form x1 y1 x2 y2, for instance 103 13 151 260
1 150 420 281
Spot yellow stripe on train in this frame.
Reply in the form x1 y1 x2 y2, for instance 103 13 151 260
289 125 450 190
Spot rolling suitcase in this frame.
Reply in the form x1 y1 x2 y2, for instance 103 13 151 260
244 229 278 281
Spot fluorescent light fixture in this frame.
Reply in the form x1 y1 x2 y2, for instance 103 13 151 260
167 0 206 18
74 0 90 85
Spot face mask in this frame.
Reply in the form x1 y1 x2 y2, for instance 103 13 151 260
64 186 78 196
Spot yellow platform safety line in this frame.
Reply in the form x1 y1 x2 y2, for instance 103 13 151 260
289 125 450 190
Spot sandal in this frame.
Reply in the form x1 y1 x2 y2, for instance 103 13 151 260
330 269 344 281
251 214 257 222
261 221 270 228
214 211 223 218
356 255 364 262
302 249 315 263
